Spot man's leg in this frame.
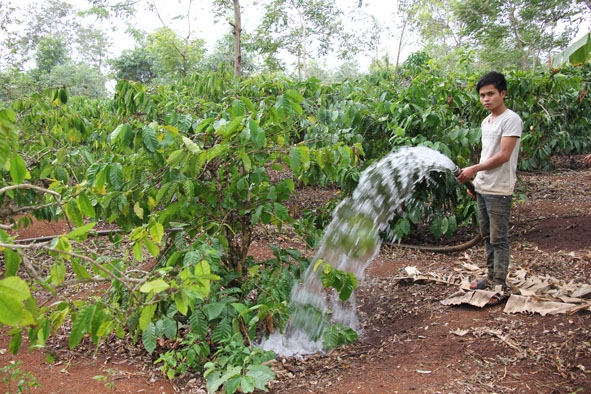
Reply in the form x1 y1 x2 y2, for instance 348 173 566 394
477 194 495 283
482 194 512 289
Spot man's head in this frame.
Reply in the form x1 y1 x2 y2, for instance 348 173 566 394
477 71 508 114
476 71 507 94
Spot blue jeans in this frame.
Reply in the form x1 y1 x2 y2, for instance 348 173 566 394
477 193 512 289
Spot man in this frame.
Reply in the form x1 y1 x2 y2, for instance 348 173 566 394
456 71 523 305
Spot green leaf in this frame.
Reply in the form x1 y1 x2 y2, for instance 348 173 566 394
204 302 225 320
66 222 96 241
246 364 275 390
143 237 159 257
142 125 159 153
9 154 30 184
77 192 96 217
59 88 68 104
71 259 92 279
133 241 143 262
237 150 251 172
429 217 443 238
552 33 591 66
133 202 144 219
0 296 33 327
183 251 200 267
211 318 232 343
273 203 289 221
240 96 255 111
289 145 310 172
139 279 170 294
206 143 227 161
163 317 177 339
96 320 114 339
9 329 23 354
142 321 157 353
50 261 67 286
232 99 246 118
394 218 411 238
69 304 96 349
440 217 449 234
4 248 21 277
339 278 356 301
206 366 241 394
274 95 291 120
91 165 107 194
285 89 304 103
189 310 208 337
0 107 16 124
288 147 301 171
167 149 185 166
66 200 83 227
51 304 69 332
139 304 157 331
149 222 164 244
193 260 218 298
226 376 241 393
108 163 124 191
182 136 201 153
174 290 189 316
109 123 125 145
248 118 265 149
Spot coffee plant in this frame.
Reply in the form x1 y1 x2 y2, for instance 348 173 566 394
1 63 589 392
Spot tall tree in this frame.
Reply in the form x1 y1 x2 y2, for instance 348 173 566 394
34 36 68 75
111 46 157 83
17 0 112 71
231 0 242 77
255 0 349 79
146 26 206 80
0 0 112 98
392 0 419 70
212 0 244 77
453 0 586 71
407 0 467 65
0 1 19 70
39 62 107 97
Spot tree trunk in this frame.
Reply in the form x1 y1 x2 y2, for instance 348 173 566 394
395 17 409 70
295 3 307 80
232 0 242 78
507 3 528 70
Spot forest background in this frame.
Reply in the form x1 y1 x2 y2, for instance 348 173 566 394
1 1 591 393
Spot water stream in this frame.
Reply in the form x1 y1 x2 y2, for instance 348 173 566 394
262 146 457 357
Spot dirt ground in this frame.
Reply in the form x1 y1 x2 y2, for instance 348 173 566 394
1 156 590 394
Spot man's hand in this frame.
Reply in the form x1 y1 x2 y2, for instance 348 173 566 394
455 168 476 199
456 166 477 183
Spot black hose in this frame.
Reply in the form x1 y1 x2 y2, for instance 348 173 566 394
385 233 483 253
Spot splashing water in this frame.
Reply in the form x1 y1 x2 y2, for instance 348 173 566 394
262 146 457 357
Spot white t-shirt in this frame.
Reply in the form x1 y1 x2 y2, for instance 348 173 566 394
474 109 523 195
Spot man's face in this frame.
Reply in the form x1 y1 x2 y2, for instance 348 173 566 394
478 84 506 113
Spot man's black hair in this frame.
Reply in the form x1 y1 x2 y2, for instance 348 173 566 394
476 71 507 93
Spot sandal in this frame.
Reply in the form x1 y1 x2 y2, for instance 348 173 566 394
486 293 508 306
469 278 491 290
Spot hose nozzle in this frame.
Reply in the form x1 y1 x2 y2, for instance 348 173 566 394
452 166 476 195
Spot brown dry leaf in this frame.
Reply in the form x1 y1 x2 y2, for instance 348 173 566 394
440 289 499 307
503 295 577 315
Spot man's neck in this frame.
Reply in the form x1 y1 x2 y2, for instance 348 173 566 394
490 105 507 117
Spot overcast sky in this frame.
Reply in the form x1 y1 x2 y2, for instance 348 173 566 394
23 0 591 73
58 0 403 72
